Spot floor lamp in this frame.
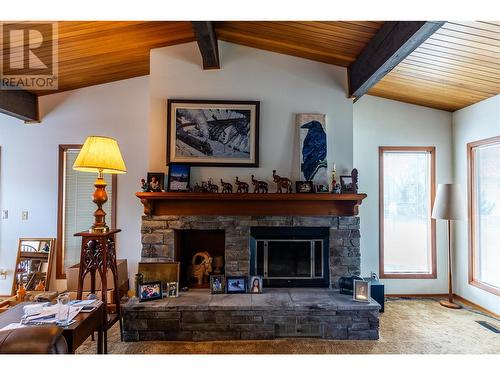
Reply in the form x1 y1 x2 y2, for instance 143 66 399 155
431 184 465 309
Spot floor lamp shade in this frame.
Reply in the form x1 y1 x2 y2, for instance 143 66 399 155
73 136 127 232
432 184 465 220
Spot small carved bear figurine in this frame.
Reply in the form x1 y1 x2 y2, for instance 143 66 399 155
251 175 269 193
351 168 358 194
220 179 233 193
235 177 249 193
207 179 219 193
272 170 293 193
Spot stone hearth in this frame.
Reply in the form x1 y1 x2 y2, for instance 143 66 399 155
141 215 361 288
123 289 380 341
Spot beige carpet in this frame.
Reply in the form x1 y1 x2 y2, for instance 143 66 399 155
77 298 500 354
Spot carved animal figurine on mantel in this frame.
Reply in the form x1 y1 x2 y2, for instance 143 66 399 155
272 170 293 193
351 168 358 194
251 175 269 193
189 251 213 285
207 179 219 193
235 177 249 193
220 179 233 193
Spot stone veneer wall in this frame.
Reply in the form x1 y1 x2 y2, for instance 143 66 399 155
141 215 361 288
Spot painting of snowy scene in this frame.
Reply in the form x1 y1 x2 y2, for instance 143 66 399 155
297 114 328 186
167 100 260 167
167 164 190 192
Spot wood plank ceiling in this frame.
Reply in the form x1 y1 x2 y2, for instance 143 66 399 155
369 22 500 112
26 21 499 112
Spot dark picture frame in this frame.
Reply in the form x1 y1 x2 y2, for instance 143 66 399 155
210 275 226 294
167 164 190 192
138 281 163 302
340 175 354 193
353 279 371 303
226 276 247 294
167 99 260 167
296 181 314 193
248 275 263 294
315 184 329 193
166 281 179 297
147 172 165 192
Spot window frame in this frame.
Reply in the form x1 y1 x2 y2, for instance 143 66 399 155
467 136 500 296
56 145 117 279
378 146 437 279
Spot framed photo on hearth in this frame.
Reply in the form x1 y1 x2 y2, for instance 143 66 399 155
167 281 179 297
167 99 260 167
146 172 165 192
139 281 163 302
353 279 370 303
226 276 247 294
296 181 314 193
248 275 263 294
210 275 226 294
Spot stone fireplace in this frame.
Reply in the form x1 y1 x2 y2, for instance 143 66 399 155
141 215 361 288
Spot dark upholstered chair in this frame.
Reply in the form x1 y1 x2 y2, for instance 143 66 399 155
0 326 68 354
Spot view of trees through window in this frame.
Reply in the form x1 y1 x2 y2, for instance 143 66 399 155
381 148 434 276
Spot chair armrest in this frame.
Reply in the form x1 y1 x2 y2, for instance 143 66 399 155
0 326 68 354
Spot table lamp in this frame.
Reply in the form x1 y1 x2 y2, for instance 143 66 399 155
431 183 465 309
73 136 127 233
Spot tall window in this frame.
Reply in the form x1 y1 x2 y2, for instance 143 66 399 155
379 147 436 278
468 136 500 296
56 145 116 279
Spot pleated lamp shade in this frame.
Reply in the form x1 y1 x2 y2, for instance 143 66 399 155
73 136 127 174
431 184 465 220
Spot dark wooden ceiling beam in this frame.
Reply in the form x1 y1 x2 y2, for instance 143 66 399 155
192 21 220 69
0 89 39 122
348 21 445 100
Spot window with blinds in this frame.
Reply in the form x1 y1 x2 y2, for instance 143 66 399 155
57 146 114 278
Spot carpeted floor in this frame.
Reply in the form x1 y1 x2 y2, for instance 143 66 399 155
77 298 500 354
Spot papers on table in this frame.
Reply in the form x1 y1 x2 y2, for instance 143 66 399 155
23 304 82 326
0 323 25 331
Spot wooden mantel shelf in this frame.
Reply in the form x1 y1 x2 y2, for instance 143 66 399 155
136 192 367 217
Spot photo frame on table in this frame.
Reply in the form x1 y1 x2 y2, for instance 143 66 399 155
248 275 263 294
167 99 260 167
167 164 190 192
210 275 226 294
139 281 163 302
296 181 314 193
226 276 247 294
340 176 354 193
353 279 370 303
146 172 165 192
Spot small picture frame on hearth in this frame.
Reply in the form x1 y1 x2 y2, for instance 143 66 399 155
226 276 247 294
139 281 163 302
210 275 225 294
340 175 354 194
248 275 263 294
167 282 179 297
353 279 370 303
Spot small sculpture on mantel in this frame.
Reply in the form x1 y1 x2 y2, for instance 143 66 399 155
251 175 269 193
272 170 293 193
235 177 249 193
220 179 233 193
207 179 219 193
140 178 148 192
351 168 358 194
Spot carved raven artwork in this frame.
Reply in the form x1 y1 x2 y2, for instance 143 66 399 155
300 120 327 182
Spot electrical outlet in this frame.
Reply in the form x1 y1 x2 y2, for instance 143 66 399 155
22 210 29 220
1 210 7 219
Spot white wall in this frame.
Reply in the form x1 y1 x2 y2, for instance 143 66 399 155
149 41 354 183
354 95 453 294
452 94 500 315
0 76 149 295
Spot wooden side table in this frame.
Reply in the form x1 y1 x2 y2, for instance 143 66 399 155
74 229 122 353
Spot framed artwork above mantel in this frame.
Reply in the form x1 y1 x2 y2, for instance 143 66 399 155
167 99 260 167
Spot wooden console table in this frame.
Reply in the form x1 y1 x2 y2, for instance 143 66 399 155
74 229 123 353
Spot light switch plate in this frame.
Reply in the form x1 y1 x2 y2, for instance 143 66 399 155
1 210 7 219
22 210 28 220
